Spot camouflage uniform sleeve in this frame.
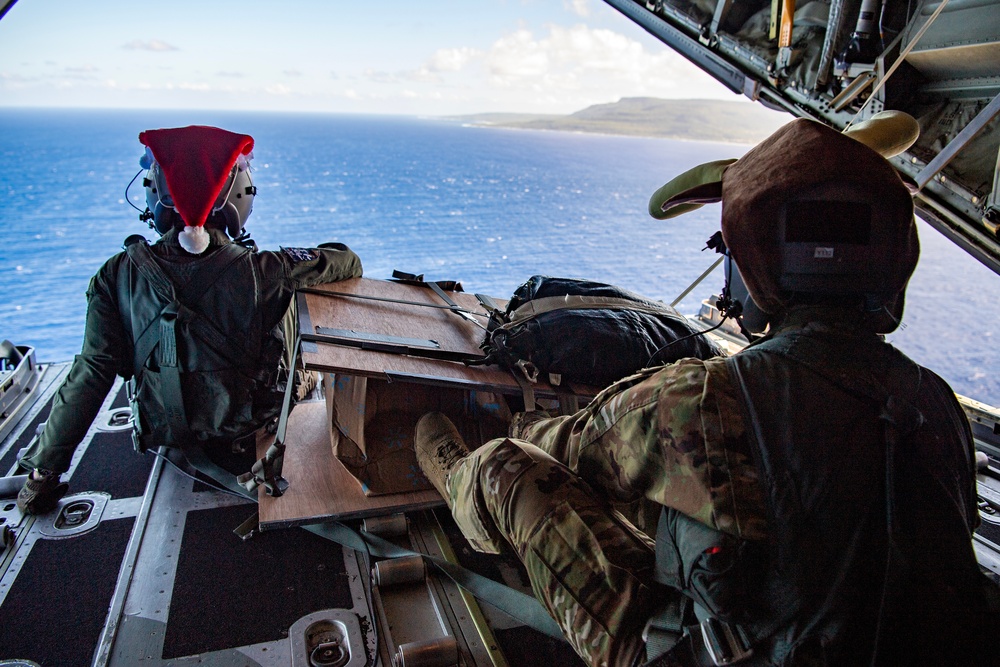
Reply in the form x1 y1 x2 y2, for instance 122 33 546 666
516 358 767 540
278 243 363 289
19 257 130 474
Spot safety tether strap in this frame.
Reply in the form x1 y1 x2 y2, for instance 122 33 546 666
180 445 566 641
235 337 299 497
642 595 691 659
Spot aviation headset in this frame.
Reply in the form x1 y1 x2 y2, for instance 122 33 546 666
130 149 257 239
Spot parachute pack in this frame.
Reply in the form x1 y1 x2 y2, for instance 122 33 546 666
478 275 724 389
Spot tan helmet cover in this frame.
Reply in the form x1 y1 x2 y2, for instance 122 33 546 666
720 118 917 331
648 112 920 333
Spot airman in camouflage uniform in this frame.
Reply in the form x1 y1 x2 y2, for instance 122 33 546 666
417 116 996 667
423 352 768 667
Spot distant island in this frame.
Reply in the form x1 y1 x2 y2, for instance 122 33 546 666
448 97 790 145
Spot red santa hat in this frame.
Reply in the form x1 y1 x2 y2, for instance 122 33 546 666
138 125 255 254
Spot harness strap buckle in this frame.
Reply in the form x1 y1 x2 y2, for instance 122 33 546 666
237 441 288 497
698 617 753 666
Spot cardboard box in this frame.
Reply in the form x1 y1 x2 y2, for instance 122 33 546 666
325 373 510 496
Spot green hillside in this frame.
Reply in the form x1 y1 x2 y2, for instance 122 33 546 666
452 97 790 144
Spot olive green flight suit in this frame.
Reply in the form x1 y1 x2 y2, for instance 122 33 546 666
19 227 362 474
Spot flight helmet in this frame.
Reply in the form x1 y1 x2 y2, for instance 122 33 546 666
137 125 256 254
650 112 920 334
143 152 256 239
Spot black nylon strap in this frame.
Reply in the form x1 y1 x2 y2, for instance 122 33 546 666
236 337 299 496
126 241 176 304
643 595 690 660
427 281 486 331
159 303 191 441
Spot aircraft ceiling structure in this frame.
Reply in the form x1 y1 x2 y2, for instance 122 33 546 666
605 0 1000 277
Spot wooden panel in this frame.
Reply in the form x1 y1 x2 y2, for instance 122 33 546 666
257 401 444 530
259 278 600 530
298 277 517 389
297 277 591 398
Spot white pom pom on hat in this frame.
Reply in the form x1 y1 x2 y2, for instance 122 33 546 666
177 225 211 255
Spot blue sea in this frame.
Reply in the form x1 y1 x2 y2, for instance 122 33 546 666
1 108 997 404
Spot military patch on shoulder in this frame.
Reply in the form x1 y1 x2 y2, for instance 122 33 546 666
282 247 317 263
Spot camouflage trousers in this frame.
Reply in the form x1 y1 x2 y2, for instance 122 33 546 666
447 435 662 667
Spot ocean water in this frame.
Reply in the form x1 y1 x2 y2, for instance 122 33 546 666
0 108 997 403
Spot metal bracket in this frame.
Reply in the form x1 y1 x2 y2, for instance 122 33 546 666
917 92 1000 190
316 327 440 349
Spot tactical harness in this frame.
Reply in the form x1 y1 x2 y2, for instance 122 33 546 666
123 238 289 496
643 329 993 666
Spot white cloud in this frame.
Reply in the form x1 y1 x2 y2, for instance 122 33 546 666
484 24 718 101
426 47 482 73
122 39 179 52
488 29 550 81
363 68 400 84
0 72 38 83
404 67 441 83
565 0 591 17
265 83 292 95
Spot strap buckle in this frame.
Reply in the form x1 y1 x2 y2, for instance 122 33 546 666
237 441 288 497
698 617 753 666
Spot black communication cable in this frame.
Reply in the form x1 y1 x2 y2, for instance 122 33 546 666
646 248 759 368
125 168 147 215
645 313 731 368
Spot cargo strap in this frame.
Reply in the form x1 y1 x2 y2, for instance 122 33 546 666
300 330 484 365
642 595 690 660
426 280 486 330
643 602 756 667
389 269 464 293
180 446 566 642
235 337 299 497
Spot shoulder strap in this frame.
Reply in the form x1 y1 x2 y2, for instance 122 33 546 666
126 241 254 375
125 241 176 376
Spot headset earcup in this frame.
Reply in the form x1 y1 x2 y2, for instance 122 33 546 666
727 256 770 333
220 201 242 238
153 202 179 234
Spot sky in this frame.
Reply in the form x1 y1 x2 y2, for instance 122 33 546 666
0 0 744 116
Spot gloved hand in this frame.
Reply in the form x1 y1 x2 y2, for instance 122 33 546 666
17 470 69 515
